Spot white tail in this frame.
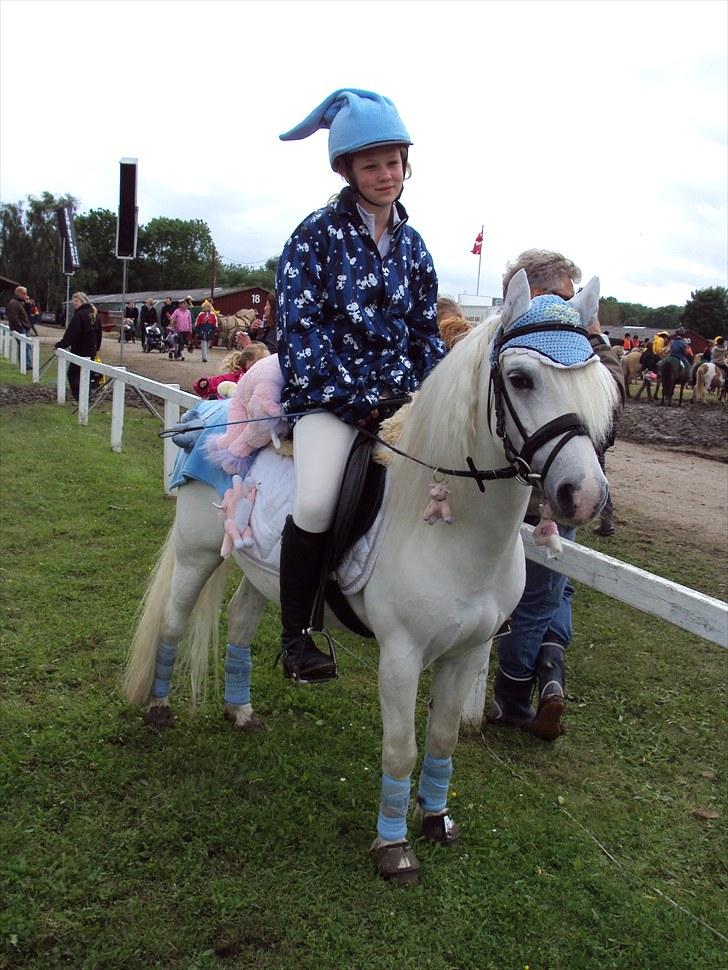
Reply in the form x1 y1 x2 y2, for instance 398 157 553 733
122 527 230 706
694 364 707 403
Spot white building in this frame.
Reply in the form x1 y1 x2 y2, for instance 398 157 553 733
457 294 503 326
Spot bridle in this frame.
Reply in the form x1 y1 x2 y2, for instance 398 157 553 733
486 321 592 489
349 320 593 495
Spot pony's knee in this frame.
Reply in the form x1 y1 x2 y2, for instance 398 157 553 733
382 736 418 779
426 723 460 759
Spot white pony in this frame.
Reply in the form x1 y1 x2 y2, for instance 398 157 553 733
124 270 620 884
693 361 726 403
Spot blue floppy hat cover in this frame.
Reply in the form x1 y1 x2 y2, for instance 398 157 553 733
279 88 412 169
498 295 597 369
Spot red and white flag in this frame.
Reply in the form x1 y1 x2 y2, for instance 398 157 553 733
471 230 483 255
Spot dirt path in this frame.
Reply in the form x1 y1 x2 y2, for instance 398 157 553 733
8 326 728 556
604 440 727 558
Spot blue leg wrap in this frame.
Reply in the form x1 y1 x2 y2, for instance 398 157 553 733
377 774 411 842
224 643 252 705
417 755 453 814
152 641 178 699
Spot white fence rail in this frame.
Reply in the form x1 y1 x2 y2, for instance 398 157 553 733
1 324 41 382
1 326 198 495
3 334 726 716
462 525 728 728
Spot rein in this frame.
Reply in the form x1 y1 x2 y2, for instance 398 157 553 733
354 424 518 493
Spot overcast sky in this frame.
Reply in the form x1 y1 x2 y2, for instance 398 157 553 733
2 0 726 307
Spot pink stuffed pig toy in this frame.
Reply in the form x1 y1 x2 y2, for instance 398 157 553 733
533 516 563 559
208 353 289 476
423 481 453 525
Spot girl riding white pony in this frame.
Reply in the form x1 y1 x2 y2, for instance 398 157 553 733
124 269 620 883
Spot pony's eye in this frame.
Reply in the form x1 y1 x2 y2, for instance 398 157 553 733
508 371 533 390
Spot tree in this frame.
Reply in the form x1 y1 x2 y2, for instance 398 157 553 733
74 209 119 296
681 287 728 339
216 259 276 293
0 192 78 310
598 296 622 329
132 217 215 291
647 304 682 332
2 187 281 302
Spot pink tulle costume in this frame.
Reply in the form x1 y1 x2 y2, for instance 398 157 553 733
207 353 289 477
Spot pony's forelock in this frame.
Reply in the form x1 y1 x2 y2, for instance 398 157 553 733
539 359 621 447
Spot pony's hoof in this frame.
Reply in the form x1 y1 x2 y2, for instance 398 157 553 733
418 810 460 845
143 704 175 729
371 840 421 886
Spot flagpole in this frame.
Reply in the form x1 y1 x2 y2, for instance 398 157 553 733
476 223 483 296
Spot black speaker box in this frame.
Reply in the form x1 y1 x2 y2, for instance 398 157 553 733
116 159 138 258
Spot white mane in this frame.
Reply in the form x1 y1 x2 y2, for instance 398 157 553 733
385 319 498 533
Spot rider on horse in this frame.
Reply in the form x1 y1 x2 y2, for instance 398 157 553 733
275 89 445 683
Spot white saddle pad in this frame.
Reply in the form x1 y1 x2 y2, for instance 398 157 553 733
239 446 385 595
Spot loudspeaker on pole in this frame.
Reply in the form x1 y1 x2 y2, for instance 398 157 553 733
116 157 138 259
56 205 80 273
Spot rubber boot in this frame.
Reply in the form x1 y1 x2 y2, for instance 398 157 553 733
531 641 565 741
485 669 535 730
278 516 337 683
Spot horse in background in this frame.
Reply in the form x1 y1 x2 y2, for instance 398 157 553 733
657 355 690 406
218 309 258 349
621 350 643 397
622 348 662 401
693 362 726 404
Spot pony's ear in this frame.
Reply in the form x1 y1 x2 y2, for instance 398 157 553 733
568 277 600 328
501 269 532 331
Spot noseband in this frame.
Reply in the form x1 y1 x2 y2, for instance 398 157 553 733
487 322 592 487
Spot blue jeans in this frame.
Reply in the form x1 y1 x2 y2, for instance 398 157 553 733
497 525 575 680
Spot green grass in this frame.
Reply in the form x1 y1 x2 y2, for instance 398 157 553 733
1 360 726 969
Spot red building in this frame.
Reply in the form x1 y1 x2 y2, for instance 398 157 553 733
88 286 273 332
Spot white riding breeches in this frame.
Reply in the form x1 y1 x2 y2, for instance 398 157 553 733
292 412 358 534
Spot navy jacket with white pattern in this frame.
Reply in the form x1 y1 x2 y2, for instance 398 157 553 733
276 186 444 425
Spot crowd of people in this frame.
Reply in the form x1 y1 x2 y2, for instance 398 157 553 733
115 292 278 367
622 325 727 400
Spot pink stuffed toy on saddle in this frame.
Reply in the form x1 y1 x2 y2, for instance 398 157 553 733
207 353 289 476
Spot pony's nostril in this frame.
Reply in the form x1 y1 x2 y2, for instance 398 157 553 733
556 482 575 516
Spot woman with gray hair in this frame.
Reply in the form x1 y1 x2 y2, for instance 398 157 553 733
55 291 102 401
502 249 582 296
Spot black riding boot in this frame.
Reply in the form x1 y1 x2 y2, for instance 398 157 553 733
531 641 566 741
485 669 535 730
278 516 337 683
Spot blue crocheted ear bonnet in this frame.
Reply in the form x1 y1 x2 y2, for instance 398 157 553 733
497 295 596 369
279 88 412 169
